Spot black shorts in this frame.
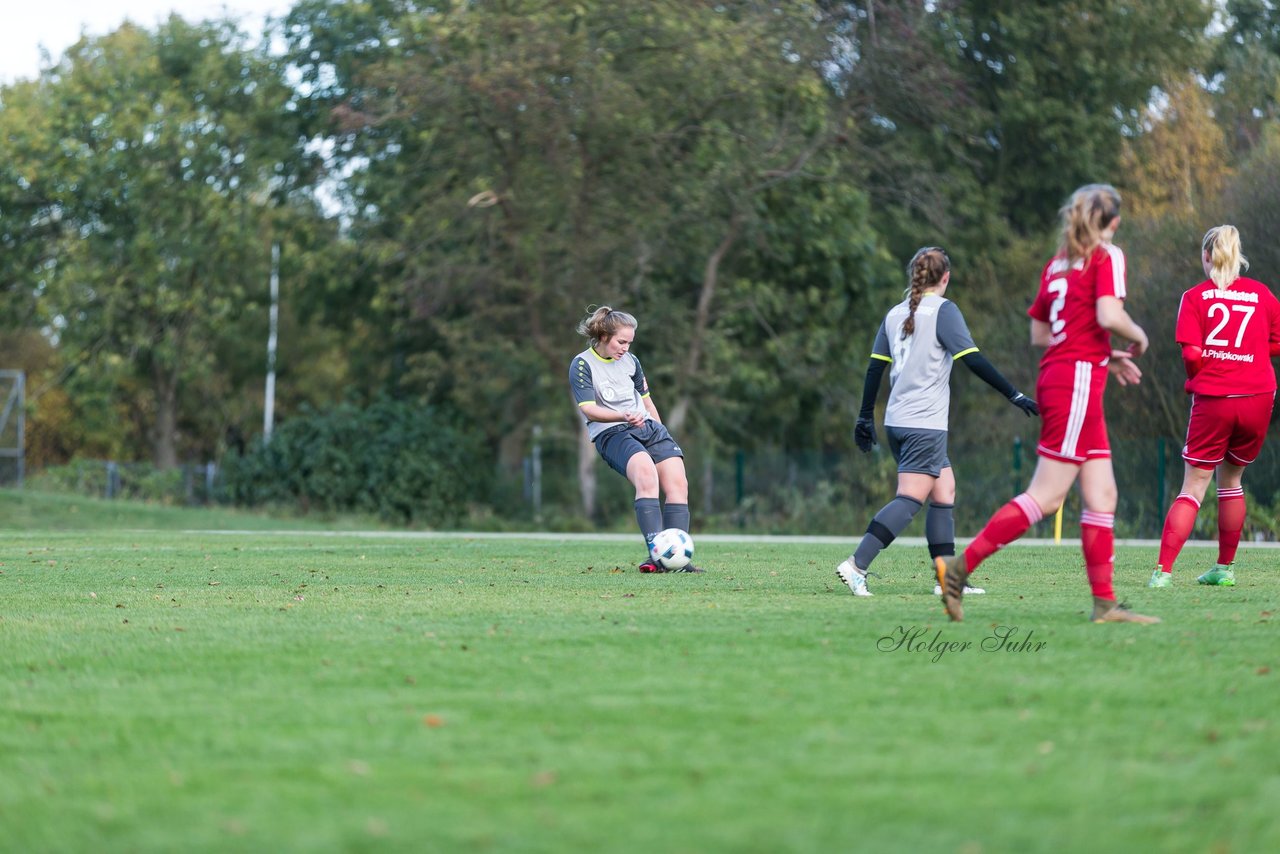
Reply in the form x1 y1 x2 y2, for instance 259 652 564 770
885 426 950 477
595 421 685 477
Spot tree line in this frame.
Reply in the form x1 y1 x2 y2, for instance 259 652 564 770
4 1 1280 527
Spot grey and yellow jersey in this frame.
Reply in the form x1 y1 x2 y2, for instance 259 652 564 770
569 347 651 441
871 294 978 431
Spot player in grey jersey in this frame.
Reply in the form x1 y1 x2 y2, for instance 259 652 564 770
569 306 702 573
836 247 1038 596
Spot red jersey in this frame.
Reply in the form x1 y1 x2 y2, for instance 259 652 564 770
1175 276 1280 396
1027 243 1127 369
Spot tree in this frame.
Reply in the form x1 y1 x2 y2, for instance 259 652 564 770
1120 76 1232 223
939 0 1212 231
0 17 308 466
283 1 888 517
1211 0 1280 153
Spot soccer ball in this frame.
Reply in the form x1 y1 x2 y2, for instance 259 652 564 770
650 528 695 570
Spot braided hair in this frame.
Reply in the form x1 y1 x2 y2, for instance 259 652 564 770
902 247 950 338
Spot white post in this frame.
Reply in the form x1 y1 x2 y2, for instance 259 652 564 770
263 243 280 443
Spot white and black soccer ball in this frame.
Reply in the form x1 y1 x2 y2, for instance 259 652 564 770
650 528 695 570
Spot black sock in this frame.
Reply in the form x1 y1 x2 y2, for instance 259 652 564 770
662 502 690 533
634 498 663 555
854 495 924 570
927 502 955 559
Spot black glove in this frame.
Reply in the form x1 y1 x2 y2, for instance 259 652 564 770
1009 392 1039 417
854 416 877 452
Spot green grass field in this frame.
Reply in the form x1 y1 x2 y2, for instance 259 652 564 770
2 495 1278 852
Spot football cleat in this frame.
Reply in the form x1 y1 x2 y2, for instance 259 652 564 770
835 559 872 596
1196 565 1236 586
932 582 985 595
1091 597 1161 624
667 562 705 573
1147 567 1172 588
935 554 968 621
638 560 663 574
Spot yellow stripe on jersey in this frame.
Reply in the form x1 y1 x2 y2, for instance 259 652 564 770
577 400 592 407
870 353 892 363
640 392 651 398
952 347 979 360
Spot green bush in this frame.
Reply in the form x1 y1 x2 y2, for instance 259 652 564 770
222 400 490 525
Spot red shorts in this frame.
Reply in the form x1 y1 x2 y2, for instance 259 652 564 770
1182 393 1274 469
1036 360 1110 464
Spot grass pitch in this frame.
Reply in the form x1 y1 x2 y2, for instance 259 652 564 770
1 505 1278 851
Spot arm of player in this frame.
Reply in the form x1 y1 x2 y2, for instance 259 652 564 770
1270 308 1280 356
1096 296 1149 356
958 352 1038 416
936 302 1036 415
1108 351 1143 387
579 402 646 427
855 357 888 451
641 395 662 425
1181 343 1204 379
1030 318 1052 348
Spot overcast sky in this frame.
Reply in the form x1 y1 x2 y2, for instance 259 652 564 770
1 1 293 83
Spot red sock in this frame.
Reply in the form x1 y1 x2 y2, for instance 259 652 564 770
1157 494 1200 572
964 493 1042 571
1217 487 1246 565
1081 510 1115 600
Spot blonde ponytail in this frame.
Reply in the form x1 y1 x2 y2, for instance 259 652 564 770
1202 225 1249 290
1059 184 1122 264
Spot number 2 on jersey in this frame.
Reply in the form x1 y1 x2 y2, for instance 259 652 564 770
1205 302 1254 348
1048 278 1068 334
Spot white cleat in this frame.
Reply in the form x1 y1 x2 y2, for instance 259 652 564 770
836 559 872 596
933 583 985 596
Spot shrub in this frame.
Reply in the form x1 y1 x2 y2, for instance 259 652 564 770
222 401 490 526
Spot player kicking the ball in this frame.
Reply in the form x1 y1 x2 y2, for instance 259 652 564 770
936 184 1159 624
837 246 1038 597
569 306 703 573
1149 226 1280 589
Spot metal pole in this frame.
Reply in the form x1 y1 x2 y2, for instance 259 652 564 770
737 450 747 504
1012 435 1022 495
263 242 280 443
532 425 543 521
15 372 22 488
1156 436 1166 537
